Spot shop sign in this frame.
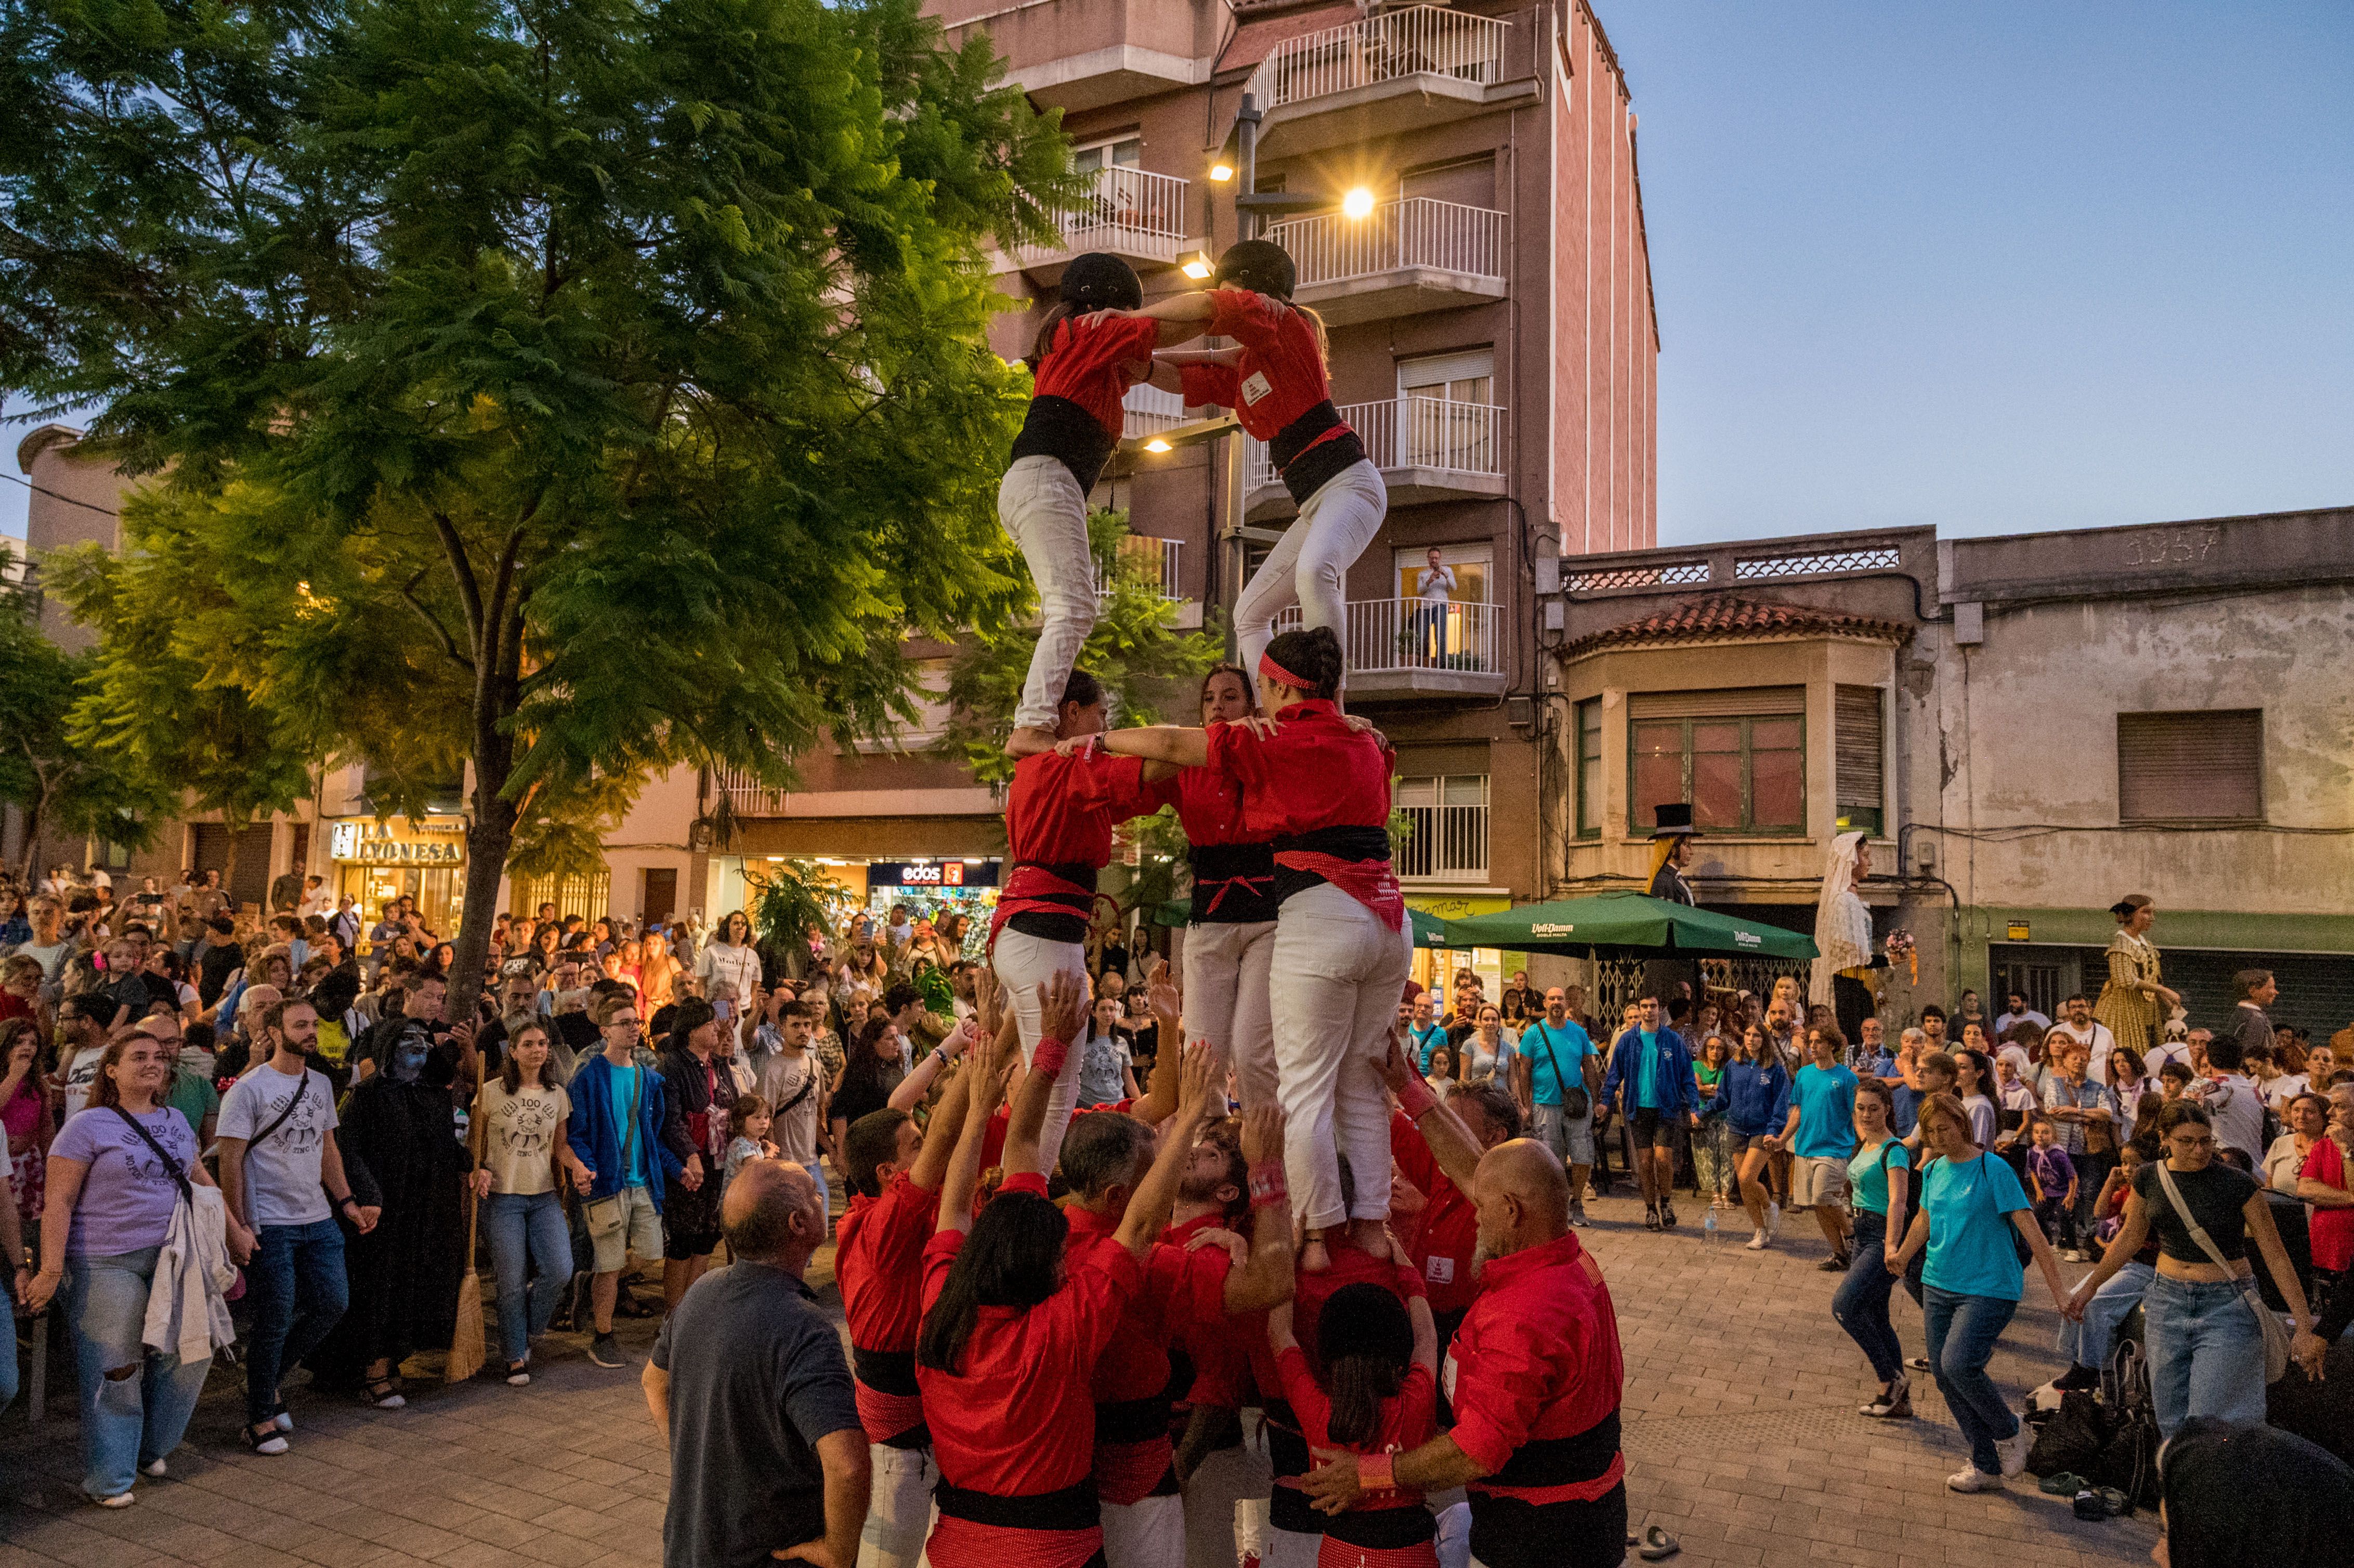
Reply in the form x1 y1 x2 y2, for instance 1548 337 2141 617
2007 920 2031 942
869 860 999 888
1405 894 1510 922
331 818 468 867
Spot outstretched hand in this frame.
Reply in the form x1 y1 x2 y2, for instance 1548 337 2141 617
1038 969 1089 1046
1146 958 1181 1034
1379 1029 1415 1096
1179 1041 1223 1121
975 968 1004 1041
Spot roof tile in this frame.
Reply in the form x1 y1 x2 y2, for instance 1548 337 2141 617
1563 593 1913 657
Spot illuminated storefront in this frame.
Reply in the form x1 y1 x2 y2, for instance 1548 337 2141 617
1405 893 1522 1010
330 816 469 935
710 855 1002 956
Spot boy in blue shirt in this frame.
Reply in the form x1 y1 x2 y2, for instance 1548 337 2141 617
1600 994 1697 1231
1774 1025 1861 1269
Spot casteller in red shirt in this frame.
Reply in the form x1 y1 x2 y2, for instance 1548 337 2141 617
1276 1348 1440 1568
1392 1109 1480 1321
1177 290 1367 506
1009 312 1164 494
835 1171 941 1445
996 749 1162 947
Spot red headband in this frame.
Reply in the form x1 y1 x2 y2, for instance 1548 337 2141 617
1258 651 1316 692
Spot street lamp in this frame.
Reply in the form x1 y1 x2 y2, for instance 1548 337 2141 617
1341 186 1375 220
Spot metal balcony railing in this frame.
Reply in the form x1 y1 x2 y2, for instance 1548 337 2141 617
1099 535 1183 603
712 766 789 817
1121 383 1189 441
1274 597 1502 677
1245 5 1511 112
1014 165 1190 267
1394 798 1490 882
1246 396 1506 493
1265 198 1507 289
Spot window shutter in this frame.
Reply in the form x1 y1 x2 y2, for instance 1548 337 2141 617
2117 711 2264 821
1628 687 1803 720
1835 686 1884 812
1397 349 1495 392
1400 156 1495 208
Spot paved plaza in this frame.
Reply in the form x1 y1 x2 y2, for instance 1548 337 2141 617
1 1190 2160 1568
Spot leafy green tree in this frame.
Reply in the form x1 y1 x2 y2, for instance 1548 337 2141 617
6 0 1080 1011
937 505 1226 786
0 609 170 882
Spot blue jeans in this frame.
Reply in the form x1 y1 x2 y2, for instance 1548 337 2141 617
1831 1210 1904 1382
2144 1271 2268 1436
61 1247 212 1499
2057 1259 2154 1371
484 1189 571 1364
1920 1284 2021 1474
244 1218 349 1426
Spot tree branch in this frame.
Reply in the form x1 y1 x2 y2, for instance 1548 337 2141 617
398 569 475 671
431 512 487 651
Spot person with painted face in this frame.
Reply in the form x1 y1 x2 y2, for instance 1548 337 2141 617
1125 241 1382 677
1003 254 1202 759
305 1019 472 1409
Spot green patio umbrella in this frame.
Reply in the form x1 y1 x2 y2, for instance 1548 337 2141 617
1408 908 1452 949
1442 890 1818 960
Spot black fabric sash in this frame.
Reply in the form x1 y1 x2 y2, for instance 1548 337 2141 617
1006 860 1100 945
1323 1501 1439 1550
1094 1394 1174 1446
1011 395 1119 495
853 1345 919 1397
1187 840 1278 925
1486 1410 1621 1487
934 1478 1100 1531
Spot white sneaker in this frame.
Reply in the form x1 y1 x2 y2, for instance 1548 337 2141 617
140 1458 167 1478
87 1489 137 1509
2063 1248 2085 1263
1745 1229 1770 1250
1995 1425 2033 1478
1946 1466 2004 1493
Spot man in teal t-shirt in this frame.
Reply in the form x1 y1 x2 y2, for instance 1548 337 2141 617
1405 991 1450 1074
1777 1027 1861 1266
1513 987 1600 1228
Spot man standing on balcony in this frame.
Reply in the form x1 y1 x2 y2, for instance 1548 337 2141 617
1413 545 1455 663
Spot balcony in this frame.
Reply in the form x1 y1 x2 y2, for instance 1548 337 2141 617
998 166 1190 278
1274 597 1507 700
940 0 1220 114
1394 776 1490 883
1265 198 1508 325
1100 534 1183 604
1245 396 1507 519
1242 6 1530 160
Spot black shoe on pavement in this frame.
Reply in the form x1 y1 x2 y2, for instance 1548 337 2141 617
589 1332 627 1369
1659 1203 1677 1229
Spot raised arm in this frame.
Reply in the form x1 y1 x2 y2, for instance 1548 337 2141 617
890 1018 975 1112
1129 960 1185 1126
1382 1030 1484 1195
1115 1043 1220 1255
1222 1104 1297 1313
1004 970 1090 1179
1078 727 1212 769
935 1026 1022 1235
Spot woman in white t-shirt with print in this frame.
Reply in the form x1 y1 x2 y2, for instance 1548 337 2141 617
468 1023 588 1387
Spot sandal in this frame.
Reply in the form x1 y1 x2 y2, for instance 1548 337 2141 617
360 1377 407 1410
1638 1524 1682 1560
242 1422 290 1456
2097 1485 2133 1518
2037 1471 2084 1496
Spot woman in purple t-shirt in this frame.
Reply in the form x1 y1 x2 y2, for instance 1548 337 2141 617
24 1030 252 1507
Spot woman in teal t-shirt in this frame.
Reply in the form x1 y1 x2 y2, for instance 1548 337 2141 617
1887 1090 2069 1494
1834 1079 1913 1418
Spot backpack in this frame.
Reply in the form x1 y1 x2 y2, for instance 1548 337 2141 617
2025 1389 2109 1480
2088 1329 2159 1508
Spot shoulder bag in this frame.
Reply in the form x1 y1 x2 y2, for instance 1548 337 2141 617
1531 1023 1589 1120
2152 1161 2291 1381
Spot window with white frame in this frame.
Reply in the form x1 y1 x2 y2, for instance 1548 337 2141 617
1394 774 1489 881
1072 136 1142 176
1396 349 1496 472
1392 542 1492 607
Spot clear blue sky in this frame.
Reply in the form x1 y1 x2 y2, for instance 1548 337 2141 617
8 1 2350 548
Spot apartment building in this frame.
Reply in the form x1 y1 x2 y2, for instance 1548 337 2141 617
1544 508 2354 1035
699 0 1662 985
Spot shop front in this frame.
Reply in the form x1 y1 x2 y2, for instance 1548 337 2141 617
708 855 1003 959
1405 893 1519 1012
330 816 469 935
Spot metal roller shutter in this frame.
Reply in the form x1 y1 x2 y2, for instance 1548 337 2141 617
1836 685 1885 819
2116 710 2264 821
1628 686 1803 720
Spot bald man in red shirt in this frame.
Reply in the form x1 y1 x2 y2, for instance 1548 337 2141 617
1304 1043 1629 1568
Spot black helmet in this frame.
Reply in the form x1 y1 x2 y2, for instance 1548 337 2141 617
1061 252 1143 311
1213 239 1296 301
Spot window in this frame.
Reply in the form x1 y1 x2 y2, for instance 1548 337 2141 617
1628 688 1804 834
1071 137 1141 175
1400 156 1496 208
1395 774 1489 881
1396 349 1496 472
1575 699 1603 838
2117 710 2264 821
1392 543 1491 606
1834 685 1885 837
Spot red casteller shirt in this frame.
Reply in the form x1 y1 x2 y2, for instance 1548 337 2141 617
1275 1350 1438 1486
1446 1232 1626 1504
1203 702 1394 840
1243 1237 1415 1408
1146 764 1253 847
1031 314 1162 438
917 1224 1142 1497
1162 1211 1254 1413
1005 750 1162 869
1176 290 1349 459
1391 1111 1480 1318
835 1172 942 1440
1064 1204 1235 1504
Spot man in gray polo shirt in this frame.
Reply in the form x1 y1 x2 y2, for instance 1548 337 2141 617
645 1159 866 1568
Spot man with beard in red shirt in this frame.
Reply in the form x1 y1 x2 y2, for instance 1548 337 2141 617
1302 1045 1629 1568
1059 1100 1295 1568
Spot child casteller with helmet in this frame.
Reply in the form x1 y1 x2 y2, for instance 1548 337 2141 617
1003 253 1214 758
1121 239 1387 676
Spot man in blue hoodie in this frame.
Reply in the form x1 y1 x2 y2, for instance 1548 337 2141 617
569 992 692 1368
1601 995 1697 1231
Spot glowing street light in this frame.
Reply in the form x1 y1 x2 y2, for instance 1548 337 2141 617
1143 438 1173 453
1210 163 1235 182
1341 186 1375 220
1180 252 1213 281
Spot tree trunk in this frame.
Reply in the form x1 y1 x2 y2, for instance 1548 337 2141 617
447 782 517 1026
14 775 46 885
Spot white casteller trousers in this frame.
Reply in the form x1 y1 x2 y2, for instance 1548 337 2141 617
856 1442 936 1568
1182 919 1279 1109
1267 883 1415 1232
1234 459 1388 676
1101 1492 1185 1568
990 926 1090 1176
999 454 1096 733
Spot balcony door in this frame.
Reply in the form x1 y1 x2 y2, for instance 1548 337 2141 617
1392 545 1489 669
1397 349 1495 473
